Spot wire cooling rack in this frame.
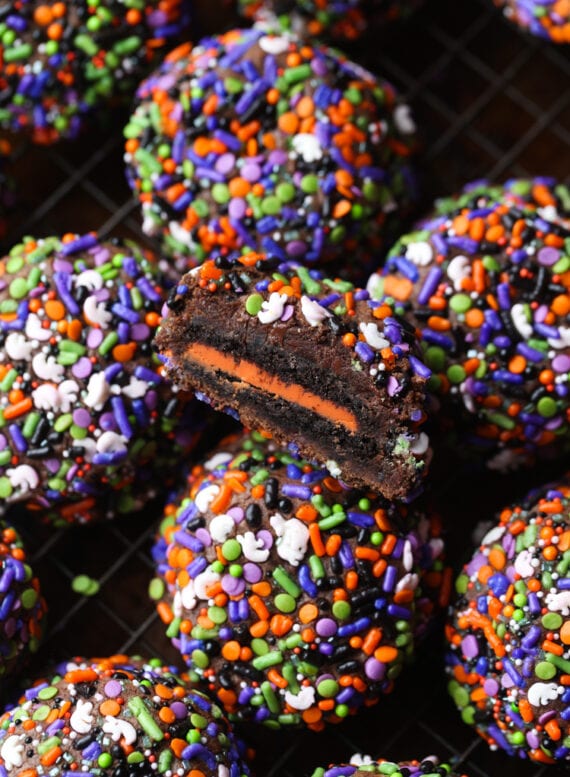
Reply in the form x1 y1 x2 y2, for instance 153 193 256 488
2 0 570 775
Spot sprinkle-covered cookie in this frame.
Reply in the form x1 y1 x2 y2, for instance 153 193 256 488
312 754 468 777
0 0 191 143
239 0 420 43
155 251 431 498
150 430 448 730
0 519 46 679
494 0 570 44
446 475 570 765
124 28 417 281
0 234 200 526
368 179 570 471
0 655 251 777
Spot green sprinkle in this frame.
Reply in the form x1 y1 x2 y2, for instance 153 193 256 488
538 397 558 418
542 612 563 630
535 661 557 680
332 600 351 620
449 293 472 313
272 567 301 597
245 293 263 316
221 539 241 561
252 651 284 671
72 575 100 596
274 593 296 613
316 679 339 698
21 589 38 609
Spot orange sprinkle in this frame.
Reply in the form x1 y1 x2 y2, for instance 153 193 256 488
40 747 62 767
519 698 534 723
488 548 506 570
251 581 271 597
374 646 398 663
99 700 121 717
277 112 299 134
170 739 187 758
299 603 318 623
309 523 325 556
112 343 136 363
325 534 342 556
248 594 269 621
250 620 269 638
545 719 562 741
221 641 241 661
296 504 318 523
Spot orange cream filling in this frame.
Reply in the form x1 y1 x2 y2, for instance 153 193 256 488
184 341 358 432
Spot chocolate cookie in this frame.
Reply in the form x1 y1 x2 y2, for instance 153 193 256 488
0 519 46 679
124 28 417 281
368 179 570 471
150 429 448 729
0 234 200 525
446 474 570 764
0 0 191 143
155 252 431 499
0 655 251 777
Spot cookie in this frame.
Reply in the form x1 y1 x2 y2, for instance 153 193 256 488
0 234 200 525
155 252 431 499
0 655 251 777
239 0 421 43
494 0 570 44
124 28 417 281
446 474 570 764
367 178 570 471
150 429 448 730
0 519 46 679
312 754 468 777
0 0 191 143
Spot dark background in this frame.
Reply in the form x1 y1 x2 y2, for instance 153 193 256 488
3 0 570 775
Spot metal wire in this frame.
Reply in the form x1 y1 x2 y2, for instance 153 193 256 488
2 0 570 774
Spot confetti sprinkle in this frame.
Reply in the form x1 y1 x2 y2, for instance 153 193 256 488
124 28 417 281
0 0 191 143
0 234 201 526
0 655 251 777
368 178 570 471
0 519 46 679
151 429 448 730
446 475 570 765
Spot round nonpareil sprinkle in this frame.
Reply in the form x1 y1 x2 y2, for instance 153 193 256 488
0 234 200 526
0 519 46 679
124 28 418 281
0 655 251 777
446 475 570 765
151 429 449 730
368 178 570 470
0 0 191 143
